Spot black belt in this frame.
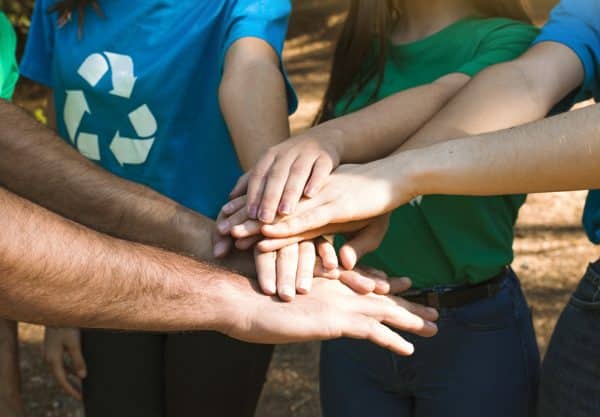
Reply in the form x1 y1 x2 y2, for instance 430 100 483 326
404 268 509 309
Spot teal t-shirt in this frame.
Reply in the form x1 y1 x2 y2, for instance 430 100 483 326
335 17 540 289
0 12 19 100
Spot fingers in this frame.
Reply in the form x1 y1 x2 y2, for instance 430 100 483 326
44 340 82 401
276 243 299 301
279 156 318 215
383 295 439 337
296 241 316 294
339 216 390 270
235 235 261 251
221 195 247 216
247 155 275 219
262 203 336 238
255 248 277 296
343 316 415 356
338 270 377 294
389 277 412 294
304 156 334 198
257 234 313 252
230 219 262 239
257 156 298 223
217 206 250 235
316 237 338 270
213 211 233 258
230 172 250 199
66 337 87 380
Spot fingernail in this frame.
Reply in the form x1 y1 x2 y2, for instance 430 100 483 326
406 343 415 355
426 321 438 329
258 209 273 223
248 205 258 219
223 202 235 214
279 286 295 301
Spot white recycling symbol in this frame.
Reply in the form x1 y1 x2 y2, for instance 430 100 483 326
63 52 157 165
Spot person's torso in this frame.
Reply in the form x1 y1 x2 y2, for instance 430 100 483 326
335 17 537 288
48 1 243 218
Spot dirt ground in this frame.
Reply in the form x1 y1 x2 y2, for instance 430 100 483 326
10 1 599 416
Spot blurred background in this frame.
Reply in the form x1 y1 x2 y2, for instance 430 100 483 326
2 1 598 416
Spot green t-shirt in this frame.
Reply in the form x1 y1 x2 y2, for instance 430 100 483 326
0 12 19 100
335 17 539 289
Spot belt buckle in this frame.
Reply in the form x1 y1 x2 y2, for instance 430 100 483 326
426 292 441 309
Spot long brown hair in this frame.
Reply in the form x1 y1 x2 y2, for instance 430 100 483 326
316 0 532 123
48 0 103 36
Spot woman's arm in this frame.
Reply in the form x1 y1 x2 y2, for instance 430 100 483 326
241 73 470 222
258 41 590 237
397 42 584 152
219 37 291 170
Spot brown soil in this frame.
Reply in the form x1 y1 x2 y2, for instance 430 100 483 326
9 1 599 416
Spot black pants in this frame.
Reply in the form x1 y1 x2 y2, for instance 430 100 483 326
81 330 274 417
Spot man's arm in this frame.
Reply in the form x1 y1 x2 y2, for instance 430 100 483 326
0 99 254 273
0 185 437 354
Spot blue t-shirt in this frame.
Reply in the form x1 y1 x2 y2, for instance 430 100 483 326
533 0 600 244
20 0 296 219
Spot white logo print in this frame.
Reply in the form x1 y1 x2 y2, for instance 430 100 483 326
63 52 157 165
410 196 424 206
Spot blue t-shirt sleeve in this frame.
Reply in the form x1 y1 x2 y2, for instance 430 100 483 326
222 0 297 112
19 0 55 87
532 0 600 101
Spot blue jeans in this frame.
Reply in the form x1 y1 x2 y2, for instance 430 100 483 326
320 270 540 417
538 261 600 417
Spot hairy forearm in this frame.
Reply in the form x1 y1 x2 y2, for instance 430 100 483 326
319 73 469 164
397 42 585 152
391 104 600 200
0 185 254 330
0 100 254 272
220 38 291 169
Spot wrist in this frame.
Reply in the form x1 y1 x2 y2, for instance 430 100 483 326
205 274 260 338
313 122 346 165
380 150 434 209
169 208 213 259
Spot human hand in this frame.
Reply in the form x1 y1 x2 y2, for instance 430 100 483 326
223 277 439 356
43 327 86 401
230 127 343 223
260 162 415 239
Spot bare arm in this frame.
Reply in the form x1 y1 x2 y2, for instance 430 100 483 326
401 103 600 198
398 42 584 151
0 183 438 353
220 37 291 170
0 99 253 273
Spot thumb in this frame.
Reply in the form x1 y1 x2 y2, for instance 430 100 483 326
67 341 87 379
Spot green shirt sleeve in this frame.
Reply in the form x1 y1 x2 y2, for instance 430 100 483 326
0 12 19 101
457 19 540 77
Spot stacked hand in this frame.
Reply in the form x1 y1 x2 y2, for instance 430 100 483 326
214 132 408 301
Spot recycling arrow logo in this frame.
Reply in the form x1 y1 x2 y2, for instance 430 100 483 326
63 52 157 165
